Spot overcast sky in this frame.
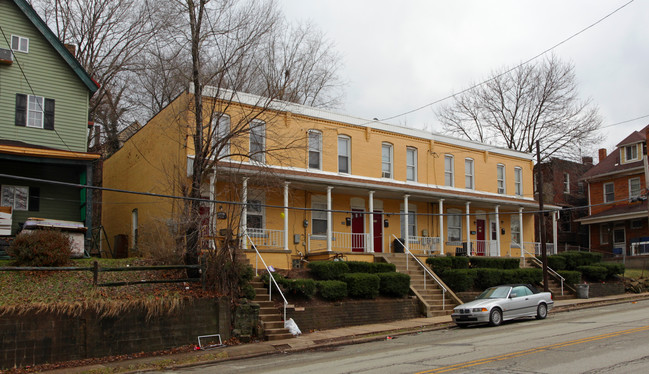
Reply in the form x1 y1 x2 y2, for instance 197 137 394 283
278 0 649 159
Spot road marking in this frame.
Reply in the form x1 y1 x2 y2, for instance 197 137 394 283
416 325 649 373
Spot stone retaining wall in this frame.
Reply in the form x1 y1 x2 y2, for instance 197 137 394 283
586 282 625 298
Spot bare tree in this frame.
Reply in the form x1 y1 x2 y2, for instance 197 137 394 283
436 55 603 161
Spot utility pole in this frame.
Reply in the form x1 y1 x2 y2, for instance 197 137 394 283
536 141 549 292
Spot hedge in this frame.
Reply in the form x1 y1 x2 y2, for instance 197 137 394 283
600 262 625 278
316 280 348 301
308 261 350 280
346 261 396 273
544 255 567 271
474 268 502 289
558 270 581 286
377 272 411 297
558 251 603 270
342 273 380 299
470 257 520 269
450 256 470 269
576 265 608 282
440 269 476 292
426 256 453 274
285 279 317 299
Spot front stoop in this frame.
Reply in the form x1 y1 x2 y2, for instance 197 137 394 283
378 253 460 317
523 257 576 300
251 279 294 341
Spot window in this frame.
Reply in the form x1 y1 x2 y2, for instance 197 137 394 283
406 147 417 181
311 198 327 236
497 164 505 194
511 219 521 247
212 114 230 159
631 219 643 230
600 224 609 244
563 172 570 193
465 158 474 189
308 130 322 169
514 167 523 196
1 185 28 211
624 144 639 163
447 209 462 243
400 204 417 239
604 182 614 203
249 120 265 163
613 226 625 244
629 177 641 198
338 136 350 174
11 35 29 53
578 182 585 194
444 155 454 187
15 94 55 130
381 143 393 178
247 196 264 230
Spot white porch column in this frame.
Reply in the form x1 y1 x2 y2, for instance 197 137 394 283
404 194 410 251
241 177 249 249
495 205 501 257
327 186 333 252
439 199 445 255
519 207 524 257
465 202 471 255
209 173 216 249
369 191 375 253
283 182 290 251
552 210 558 255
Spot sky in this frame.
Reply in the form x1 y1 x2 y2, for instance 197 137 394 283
278 0 649 159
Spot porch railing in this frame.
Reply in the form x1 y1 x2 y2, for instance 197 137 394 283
631 241 649 256
245 234 288 321
407 236 441 255
247 228 285 250
522 247 564 296
307 232 370 252
466 240 499 256
522 242 557 256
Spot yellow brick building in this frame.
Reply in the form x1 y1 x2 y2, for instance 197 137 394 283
102 87 544 269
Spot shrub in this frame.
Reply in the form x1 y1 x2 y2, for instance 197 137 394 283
285 279 317 299
345 261 396 273
544 255 567 271
450 256 470 269
372 262 397 273
8 229 72 267
440 269 476 292
240 283 256 300
377 272 410 297
600 262 625 279
426 256 452 274
474 268 502 289
316 280 348 301
342 273 380 299
308 261 349 280
470 257 520 269
576 265 608 282
260 272 288 292
558 270 581 286
558 251 603 270
512 268 543 284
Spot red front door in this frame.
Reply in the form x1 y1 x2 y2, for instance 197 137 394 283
476 219 486 256
352 209 365 252
373 211 383 253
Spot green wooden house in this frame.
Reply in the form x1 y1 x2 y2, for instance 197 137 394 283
0 0 100 242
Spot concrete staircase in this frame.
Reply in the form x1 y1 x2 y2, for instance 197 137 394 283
524 257 576 301
250 278 294 341
378 253 462 317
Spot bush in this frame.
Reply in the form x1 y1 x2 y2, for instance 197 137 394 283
558 251 603 270
285 279 317 299
450 256 470 269
345 261 396 273
474 268 502 289
316 280 348 301
426 256 452 274
600 262 625 279
470 257 520 269
558 270 581 286
377 272 410 297
240 283 256 300
440 269 476 292
577 265 608 282
372 262 397 273
342 273 380 299
260 272 288 291
512 268 543 284
8 230 72 267
308 261 349 280
544 255 567 271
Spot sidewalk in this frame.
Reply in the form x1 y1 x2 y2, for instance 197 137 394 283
48 292 649 374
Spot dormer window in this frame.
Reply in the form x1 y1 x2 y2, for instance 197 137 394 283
622 144 640 163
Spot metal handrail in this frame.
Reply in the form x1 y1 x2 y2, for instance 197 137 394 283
522 248 565 296
245 234 288 321
392 235 448 310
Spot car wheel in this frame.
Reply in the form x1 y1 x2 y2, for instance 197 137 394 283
536 303 547 320
489 308 502 326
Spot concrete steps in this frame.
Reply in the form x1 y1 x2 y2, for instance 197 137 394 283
250 279 293 341
524 257 576 301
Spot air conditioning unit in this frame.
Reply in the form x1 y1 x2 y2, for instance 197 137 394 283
0 48 13 65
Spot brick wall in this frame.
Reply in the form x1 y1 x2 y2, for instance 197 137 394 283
587 282 625 298
0 298 230 370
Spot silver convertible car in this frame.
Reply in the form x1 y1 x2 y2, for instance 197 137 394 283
451 284 554 327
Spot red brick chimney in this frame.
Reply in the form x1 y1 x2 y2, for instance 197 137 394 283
598 148 607 163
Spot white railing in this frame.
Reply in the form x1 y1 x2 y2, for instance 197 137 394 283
245 234 288 321
307 232 370 252
393 235 448 310
407 236 441 255
522 242 557 256
467 240 499 256
631 241 649 256
522 247 564 296
247 228 285 249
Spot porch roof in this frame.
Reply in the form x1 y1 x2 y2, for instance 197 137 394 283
577 201 648 225
0 140 101 161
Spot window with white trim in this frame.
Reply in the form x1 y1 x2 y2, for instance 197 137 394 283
311 196 328 236
11 35 29 53
400 204 417 239
563 172 570 193
381 143 393 178
444 155 454 187
15 94 55 130
629 177 641 198
600 224 609 244
511 219 521 247
465 158 474 189
447 209 462 243
338 135 350 174
1 185 29 211
246 191 265 231
249 120 265 163
308 130 322 170
604 182 614 203
212 113 230 159
623 144 639 163
406 147 417 181
497 164 505 194
514 167 523 196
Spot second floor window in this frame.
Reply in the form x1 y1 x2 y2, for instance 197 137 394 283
249 120 265 163
604 182 614 203
563 172 570 193
514 167 522 196
406 147 417 181
629 177 641 198
382 143 393 178
624 144 639 163
444 155 454 187
308 130 322 170
497 164 505 194
15 94 55 130
212 114 230 159
465 158 474 189
338 136 350 174
11 35 29 53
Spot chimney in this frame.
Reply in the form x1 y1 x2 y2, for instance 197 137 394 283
598 148 607 163
64 43 76 56
582 156 593 166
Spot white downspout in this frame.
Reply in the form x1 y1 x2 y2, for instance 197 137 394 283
465 202 471 255
369 191 375 253
241 177 248 250
327 186 333 252
439 199 444 255
284 182 290 251
519 207 524 257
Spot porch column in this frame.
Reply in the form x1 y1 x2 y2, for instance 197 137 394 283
439 199 445 255
284 182 290 251
495 205 501 257
209 173 216 249
552 210 558 255
369 191 375 253
465 202 471 255
404 194 410 251
241 177 249 249
327 186 333 252
519 207 524 257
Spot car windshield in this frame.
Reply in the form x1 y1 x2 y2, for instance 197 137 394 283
476 286 511 299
